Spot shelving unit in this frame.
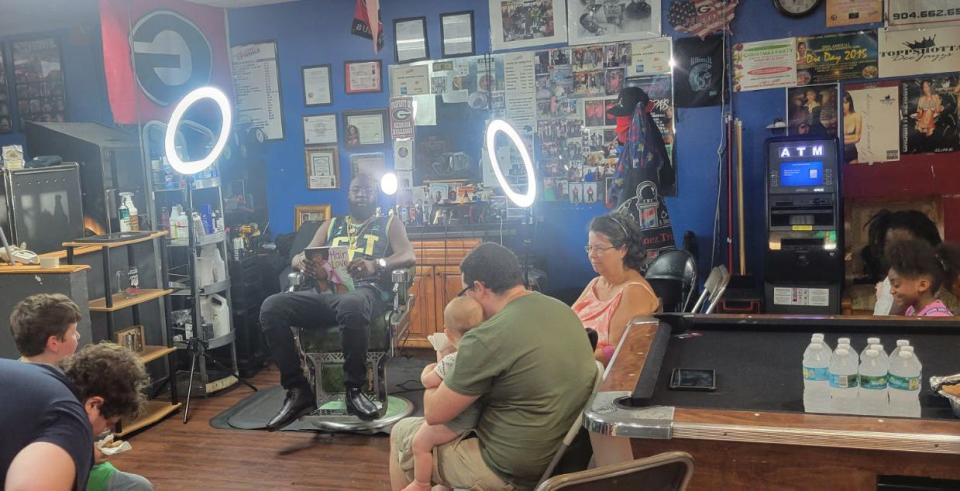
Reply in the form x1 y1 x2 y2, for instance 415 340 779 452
63 231 180 434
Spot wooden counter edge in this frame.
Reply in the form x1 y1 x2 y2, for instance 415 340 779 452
0 263 91 275
61 230 168 249
598 317 658 393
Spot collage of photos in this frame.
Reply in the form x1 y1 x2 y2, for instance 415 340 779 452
12 38 66 129
0 50 11 133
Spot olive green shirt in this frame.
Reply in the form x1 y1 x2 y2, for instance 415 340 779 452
445 292 596 487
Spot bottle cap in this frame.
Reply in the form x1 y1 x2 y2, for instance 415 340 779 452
838 337 851 345
812 333 824 340
896 340 910 346
867 337 880 345
869 344 884 352
901 346 914 353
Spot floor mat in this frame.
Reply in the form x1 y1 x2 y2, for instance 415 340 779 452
210 354 430 433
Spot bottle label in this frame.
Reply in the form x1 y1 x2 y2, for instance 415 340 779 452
860 374 888 390
888 374 920 391
803 366 829 381
829 373 859 389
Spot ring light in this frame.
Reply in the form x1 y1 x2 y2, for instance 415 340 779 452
164 86 232 175
380 172 398 195
484 119 536 208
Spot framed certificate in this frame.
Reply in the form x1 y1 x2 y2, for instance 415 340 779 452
394 17 429 64
304 145 339 190
345 60 382 94
349 152 387 180
344 109 387 147
302 64 332 106
303 114 338 145
441 11 475 58
295 204 332 231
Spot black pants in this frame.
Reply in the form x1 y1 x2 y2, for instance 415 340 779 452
259 286 385 390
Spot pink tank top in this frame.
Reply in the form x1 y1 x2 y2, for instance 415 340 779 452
572 277 657 344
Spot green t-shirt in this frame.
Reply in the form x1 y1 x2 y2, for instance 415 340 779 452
445 292 596 487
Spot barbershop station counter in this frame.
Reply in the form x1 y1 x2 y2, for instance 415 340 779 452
586 314 960 490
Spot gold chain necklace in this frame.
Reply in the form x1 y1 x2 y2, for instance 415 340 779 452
346 216 375 253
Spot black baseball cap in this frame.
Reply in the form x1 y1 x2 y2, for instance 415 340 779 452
607 87 648 116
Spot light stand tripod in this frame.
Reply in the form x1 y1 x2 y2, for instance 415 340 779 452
182 336 257 422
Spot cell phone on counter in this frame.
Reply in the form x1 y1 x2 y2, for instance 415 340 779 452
669 368 716 391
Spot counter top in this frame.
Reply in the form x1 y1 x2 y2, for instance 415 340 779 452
0 263 91 275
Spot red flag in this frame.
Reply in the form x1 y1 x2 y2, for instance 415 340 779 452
100 0 233 124
351 0 383 52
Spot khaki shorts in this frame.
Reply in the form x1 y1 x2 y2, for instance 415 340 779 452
392 417 521 491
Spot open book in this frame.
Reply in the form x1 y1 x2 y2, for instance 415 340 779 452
304 245 354 292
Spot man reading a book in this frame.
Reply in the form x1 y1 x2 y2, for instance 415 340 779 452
260 173 415 428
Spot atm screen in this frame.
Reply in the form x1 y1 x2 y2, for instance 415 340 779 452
779 161 824 187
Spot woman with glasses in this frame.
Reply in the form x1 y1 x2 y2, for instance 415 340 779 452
572 213 659 365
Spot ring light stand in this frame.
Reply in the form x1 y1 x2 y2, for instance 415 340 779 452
484 120 538 288
164 87 256 424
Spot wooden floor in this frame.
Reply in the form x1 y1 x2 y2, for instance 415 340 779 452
110 365 394 490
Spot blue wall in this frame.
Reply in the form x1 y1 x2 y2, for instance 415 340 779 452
228 0 879 296
0 23 113 150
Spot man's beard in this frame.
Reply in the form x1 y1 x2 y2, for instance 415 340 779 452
349 200 376 220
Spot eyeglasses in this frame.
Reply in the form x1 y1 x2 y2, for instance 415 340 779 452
584 245 617 254
457 285 472 297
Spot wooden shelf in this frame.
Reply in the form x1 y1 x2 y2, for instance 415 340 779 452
62 230 168 250
89 289 174 312
116 400 181 437
40 246 101 260
137 345 177 364
0 263 90 275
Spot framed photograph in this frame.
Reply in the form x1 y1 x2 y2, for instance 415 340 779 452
349 152 387 180
344 109 387 147
114 325 145 352
489 0 567 51
441 11 475 58
305 145 339 190
295 204 332 231
345 60 382 94
302 64 332 106
303 113 338 145
394 17 429 64
12 37 66 130
568 0 661 45
0 48 12 133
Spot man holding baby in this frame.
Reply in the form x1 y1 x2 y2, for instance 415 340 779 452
390 243 596 491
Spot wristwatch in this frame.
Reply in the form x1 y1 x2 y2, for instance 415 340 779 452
376 258 388 273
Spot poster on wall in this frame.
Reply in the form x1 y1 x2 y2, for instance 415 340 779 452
12 37 66 130
672 35 723 108
503 51 537 131
628 37 672 77
232 41 284 140
389 64 430 97
667 0 739 39
826 0 882 27
567 0 660 46
732 38 797 92
843 81 900 164
879 25 960 79
389 97 415 139
796 31 878 85
489 0 567 51
786 84 839 138
0 50 12 133
887 0 960 26
900 76 960 154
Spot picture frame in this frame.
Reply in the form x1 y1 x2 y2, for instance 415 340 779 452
114 325 145 353
303 113 338 145
344 60 382 94
349 152 387 181
12 37 66 130
344 109 387 147
304 145 339 190
489 0 567 51
567 0 661 45
295 204 332 231
0 48 12 133
440 11 476 58
302 64 332 106
394 17 429 64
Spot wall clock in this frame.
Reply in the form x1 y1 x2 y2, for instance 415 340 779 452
772 0 822 18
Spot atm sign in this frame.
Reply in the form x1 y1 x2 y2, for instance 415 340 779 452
779 145 824 158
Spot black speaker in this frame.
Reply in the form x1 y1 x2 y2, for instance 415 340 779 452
0 163 83 253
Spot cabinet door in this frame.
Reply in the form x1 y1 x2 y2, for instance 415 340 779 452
403 266 436 349
436 265 466 332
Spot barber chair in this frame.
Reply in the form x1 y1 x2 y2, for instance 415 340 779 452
645 250 697 312
281 222 417 431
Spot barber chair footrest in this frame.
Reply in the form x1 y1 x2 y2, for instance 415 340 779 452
300 395 414 432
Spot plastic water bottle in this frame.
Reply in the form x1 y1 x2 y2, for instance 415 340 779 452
837 337 858 359
868 343 889 366
888 349 922 418
857 349 888 416
802 340 831 413
890 339 910 359
828 347 859 414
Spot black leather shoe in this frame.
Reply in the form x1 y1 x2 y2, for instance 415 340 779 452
345 386 379 421
266 386 316 431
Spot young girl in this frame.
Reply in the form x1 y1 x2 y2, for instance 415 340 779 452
885 239 960 317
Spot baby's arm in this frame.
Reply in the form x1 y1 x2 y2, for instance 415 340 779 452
421 369 443 389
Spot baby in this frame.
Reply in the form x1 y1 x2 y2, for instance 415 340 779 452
403 296 484 491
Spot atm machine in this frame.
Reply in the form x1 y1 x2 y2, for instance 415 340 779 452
764 137 843 314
